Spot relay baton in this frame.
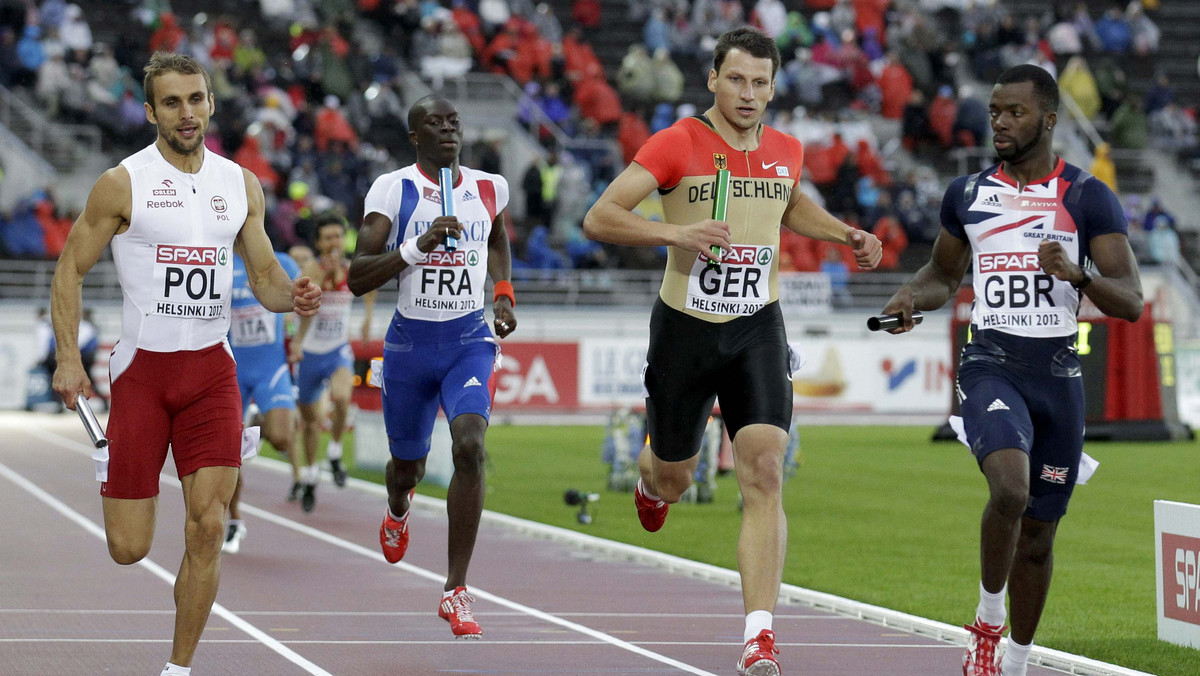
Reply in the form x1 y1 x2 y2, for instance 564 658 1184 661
439 167 458 252
76 394 108 449
708 169 730 270
867 311 924 332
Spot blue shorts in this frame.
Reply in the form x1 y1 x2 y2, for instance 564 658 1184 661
237 362 296 414
296 344 355 405
380 310 498 461
957 328 1084 521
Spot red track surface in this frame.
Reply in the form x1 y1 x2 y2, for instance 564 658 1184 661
2 413 1081 675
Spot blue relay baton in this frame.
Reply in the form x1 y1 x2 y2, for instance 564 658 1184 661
439 167 458 252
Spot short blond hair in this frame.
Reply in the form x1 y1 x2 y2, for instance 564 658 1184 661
143 52 212 110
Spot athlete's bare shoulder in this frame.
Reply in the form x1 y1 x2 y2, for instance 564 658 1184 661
87 165 133 224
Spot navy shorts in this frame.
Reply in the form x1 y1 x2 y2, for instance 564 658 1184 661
296 344 354 405
380 310 498 461
957 328 1085 521
644 299 793 463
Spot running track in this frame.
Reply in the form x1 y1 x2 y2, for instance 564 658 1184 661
0 413 1151 675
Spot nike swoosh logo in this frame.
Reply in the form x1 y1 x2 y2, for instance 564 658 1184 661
762 161 778 170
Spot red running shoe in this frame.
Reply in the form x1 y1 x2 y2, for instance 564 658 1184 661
634 481 668 532
963 619 1006 676
438 586 482 639
737 629 781 676
379 490 415 564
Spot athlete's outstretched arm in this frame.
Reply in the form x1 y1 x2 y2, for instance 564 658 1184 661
781 185 881 270
236 169 321 315
488 210 516 338
583 162 730 262
880 230 972 333
1038 232 1142 321
50 167 129 408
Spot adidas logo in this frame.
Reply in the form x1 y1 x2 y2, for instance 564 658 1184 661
463 376 482 388
462 190 477 201
987 399 1010 412
980 194 1002 208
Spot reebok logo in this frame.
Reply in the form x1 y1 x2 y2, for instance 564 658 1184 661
980 194 1002 208
987 399 1009 412
463 376 482 388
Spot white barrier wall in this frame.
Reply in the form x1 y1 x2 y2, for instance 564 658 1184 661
1155 500 1200 649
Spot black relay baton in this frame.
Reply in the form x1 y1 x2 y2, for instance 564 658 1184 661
867 311 924 332
75 394 108 449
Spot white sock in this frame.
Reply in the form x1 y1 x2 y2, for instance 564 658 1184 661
442 588 456 599
326 439 343 461
306 464 320 484
976 581 1007 628
1001 638 1032 675
161 663 191 675
743 610 773 644
227 519 242 528
388 507 409 523
637 478 661 502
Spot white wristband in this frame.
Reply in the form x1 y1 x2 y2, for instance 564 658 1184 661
400 237 424 266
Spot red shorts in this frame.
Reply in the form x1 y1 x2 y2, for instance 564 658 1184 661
102 343 242 499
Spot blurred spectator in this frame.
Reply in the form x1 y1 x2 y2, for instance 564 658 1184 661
523 149 562 230
1109 96 1148 149
652 47 683 105
573 0 602 29
855 138 889 186
776 11 813 54
1143 199 1176 233
954 87 990 148
877 52 912 120
1089 142 1118 194
820 243 852 307
1059 56 1101 121
233 134 281 194
59 3 92 54
1149 103 1197 152
531 2 562 45
644 8 669 53
1146 214 1181 266
751 0 788 39
617 43 655 106
17 24 46 82
871 196 907 271
36 46 70 117
1094 8 1131 53
314 95 359 152
618 110 651 165
1144 73 1174 116
1126 1 1159 55
1046 12 1083 55
478 0 511 35
149 12 185 53
523 225 570 270
1092 58 1128 119
574 74 623 131
927 85 957 148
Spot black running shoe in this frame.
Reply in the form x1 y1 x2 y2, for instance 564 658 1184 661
331 459 348 488
301 484 316 513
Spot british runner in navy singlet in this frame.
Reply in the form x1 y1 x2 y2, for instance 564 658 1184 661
347 95 517 640
49 53 321 676
880 65 1144 676
583 27 882 676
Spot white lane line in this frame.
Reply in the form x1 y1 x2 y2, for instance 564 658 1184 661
0 460 332 675
16 426 720 676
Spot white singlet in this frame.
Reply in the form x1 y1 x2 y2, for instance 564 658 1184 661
110 144 248 380
362 164 509 322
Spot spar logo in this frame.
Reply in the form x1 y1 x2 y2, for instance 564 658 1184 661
1163 533 1200 625
157 245 223 266
978 252 1041 273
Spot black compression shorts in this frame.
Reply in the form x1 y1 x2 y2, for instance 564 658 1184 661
643 299 793 462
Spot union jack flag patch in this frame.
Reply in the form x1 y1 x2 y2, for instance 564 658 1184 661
1040 465 1069 484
